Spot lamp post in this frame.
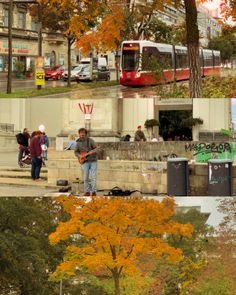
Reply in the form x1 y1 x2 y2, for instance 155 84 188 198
0 0 42 92
7 0 13 94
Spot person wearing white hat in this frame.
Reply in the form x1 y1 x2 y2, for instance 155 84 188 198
38 124 45 133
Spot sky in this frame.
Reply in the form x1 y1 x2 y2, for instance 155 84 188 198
202 0 223 10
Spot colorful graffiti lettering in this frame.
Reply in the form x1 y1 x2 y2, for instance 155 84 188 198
185 142 236 162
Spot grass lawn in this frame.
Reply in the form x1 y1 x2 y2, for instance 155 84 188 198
0 80 119 98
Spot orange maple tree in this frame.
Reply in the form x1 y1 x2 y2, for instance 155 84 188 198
49 196 193 295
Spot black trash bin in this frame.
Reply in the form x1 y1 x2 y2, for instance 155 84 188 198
208 159 233 196
167 158 189 196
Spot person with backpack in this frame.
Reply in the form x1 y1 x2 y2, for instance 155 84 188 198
16 128 30 167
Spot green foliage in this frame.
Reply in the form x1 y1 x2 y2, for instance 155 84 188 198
0 197 66 295
0 80 118 98
14 60 25 73
143 18 186 45
182 117 204 127
156 74 236 98
159 110 194 140
208 26 236 62
192 276 233 295
148 209 212 295
144 119 159 129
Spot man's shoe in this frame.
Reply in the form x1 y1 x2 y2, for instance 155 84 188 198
91 192 97 196
84 192 90 196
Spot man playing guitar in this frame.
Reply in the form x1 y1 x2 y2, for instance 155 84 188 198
74 128 98 196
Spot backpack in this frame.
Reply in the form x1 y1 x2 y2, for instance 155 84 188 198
16 133 25 145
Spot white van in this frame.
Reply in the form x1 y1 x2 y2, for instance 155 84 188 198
80 57 108 67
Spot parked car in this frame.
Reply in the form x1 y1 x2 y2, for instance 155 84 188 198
77 65 110 82
45 65 65 80
97 66 110 81
62 64 86 81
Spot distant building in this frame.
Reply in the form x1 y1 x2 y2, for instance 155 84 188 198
154 3 221 46
0 2 69 73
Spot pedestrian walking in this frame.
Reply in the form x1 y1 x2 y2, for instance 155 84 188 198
134 125 147 142
29 131 42 180
16 128 30 167
74 128 98 196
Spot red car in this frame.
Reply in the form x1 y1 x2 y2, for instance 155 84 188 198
45 65 65 80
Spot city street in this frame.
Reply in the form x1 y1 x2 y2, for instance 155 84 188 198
0 69 118 92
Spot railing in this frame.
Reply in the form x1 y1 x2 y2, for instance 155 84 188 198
0 123 14 133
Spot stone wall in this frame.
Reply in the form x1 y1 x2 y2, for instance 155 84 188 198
47 150 167 194
47 149 236 196
0 134 56 152
47 140 236 196
99 141 192 161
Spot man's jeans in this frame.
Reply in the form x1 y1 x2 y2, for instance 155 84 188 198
31 157 42 180
82 161 97 193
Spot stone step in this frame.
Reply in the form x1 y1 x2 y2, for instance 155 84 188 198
0 166 48 172
0 177 58 189
0 170 47 180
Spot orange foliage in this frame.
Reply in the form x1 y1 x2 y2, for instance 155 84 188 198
76 5 125 54
49 196 193 279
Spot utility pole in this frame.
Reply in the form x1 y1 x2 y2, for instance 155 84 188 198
0 0 41 93
7 0 13 94
37 2 42 90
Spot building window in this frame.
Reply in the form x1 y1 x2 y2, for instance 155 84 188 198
3 9 8 26
18 11 26 29
31 20 38 31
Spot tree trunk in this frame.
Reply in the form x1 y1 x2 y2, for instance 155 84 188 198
7 0 13 94
67 38 71 87
184 0 203 98
113 272 120 295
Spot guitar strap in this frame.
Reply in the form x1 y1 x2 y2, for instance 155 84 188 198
87 137 91 152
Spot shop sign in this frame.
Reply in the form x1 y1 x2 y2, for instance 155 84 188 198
0 41 37 56
35 70 45 86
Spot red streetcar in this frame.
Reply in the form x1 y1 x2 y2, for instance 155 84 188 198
119 40 221 87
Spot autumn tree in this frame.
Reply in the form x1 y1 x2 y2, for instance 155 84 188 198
189 198 236 294
49 196 193 295
31 0 105 87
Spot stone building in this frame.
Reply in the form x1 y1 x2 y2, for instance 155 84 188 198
0 2 68 73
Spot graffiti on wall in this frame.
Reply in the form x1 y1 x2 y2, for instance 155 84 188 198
185 142 236 162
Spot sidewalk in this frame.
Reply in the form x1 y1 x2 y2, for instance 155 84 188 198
0 73 34 82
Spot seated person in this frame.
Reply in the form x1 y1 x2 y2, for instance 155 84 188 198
120 134 131 141
65 134 77 150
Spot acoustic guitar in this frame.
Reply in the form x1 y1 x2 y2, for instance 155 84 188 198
78 148 99 164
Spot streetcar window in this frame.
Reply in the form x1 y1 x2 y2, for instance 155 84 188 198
213 54 220 66
122 44 140 71
176 53 188 69
203 52 213 67
142 46 172 71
